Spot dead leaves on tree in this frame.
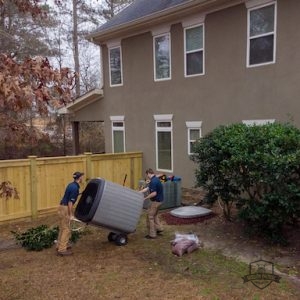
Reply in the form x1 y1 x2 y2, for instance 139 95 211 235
0 181 19 200
0 54 76 111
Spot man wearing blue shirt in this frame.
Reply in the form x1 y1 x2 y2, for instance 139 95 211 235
57 171 84 256
141 168 164 239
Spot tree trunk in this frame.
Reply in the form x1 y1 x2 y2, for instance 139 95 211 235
72 0 80 97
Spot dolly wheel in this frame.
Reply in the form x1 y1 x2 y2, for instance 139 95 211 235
115 234 128 246
108 232 117 242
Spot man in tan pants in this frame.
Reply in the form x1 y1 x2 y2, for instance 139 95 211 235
57 171 84 256
140 169 164 239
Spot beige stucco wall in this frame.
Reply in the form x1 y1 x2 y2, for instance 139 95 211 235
69 100 105 122
98 0 300 187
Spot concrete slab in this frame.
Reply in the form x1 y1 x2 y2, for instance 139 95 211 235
170 206 212 218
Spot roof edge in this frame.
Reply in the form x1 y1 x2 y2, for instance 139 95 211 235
58 89 103 115
88 0 244 44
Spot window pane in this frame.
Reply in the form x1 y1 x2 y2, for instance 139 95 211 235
157 121 171 127
186 26 203 51
110 48 122 85
113 130 124 153
190 141 196 153
157 131 171 170
155 35 170 79
250 5 274 36
186 51 203 75
190 129 200 140
113 122 123 127
250 35 274 65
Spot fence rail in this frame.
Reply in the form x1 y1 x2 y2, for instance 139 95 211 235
0 152 143 223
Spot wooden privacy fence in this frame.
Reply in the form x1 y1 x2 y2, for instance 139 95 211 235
0 152 142 223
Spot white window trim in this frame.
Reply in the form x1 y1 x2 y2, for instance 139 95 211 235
242 119 275 126
186 121 202 155
154 114 173 173
110 116 126 153
184 23 205 77
154 114 173 121
108 45 123 87
153 33 172 82
246 1 277 68
245 0 275 9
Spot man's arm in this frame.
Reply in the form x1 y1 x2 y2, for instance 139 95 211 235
140 186 149 193
144 191 157 200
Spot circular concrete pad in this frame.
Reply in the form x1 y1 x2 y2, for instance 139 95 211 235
170 206 212 219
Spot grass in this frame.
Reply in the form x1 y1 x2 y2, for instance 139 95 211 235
0 212 299 300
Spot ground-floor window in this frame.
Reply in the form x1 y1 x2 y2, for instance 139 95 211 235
110 116 125 153
186 121 202 155
154 114 173 172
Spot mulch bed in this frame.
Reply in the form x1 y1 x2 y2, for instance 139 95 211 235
161 212 217 225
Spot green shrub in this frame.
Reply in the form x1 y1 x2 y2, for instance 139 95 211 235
191 122 300 244
12 224 84 251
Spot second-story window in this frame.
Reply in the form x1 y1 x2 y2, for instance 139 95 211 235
184 24 204 76
153 33 171 81
247 2 276 67
109 46 123 86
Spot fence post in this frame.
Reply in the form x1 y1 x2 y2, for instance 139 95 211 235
84 152 92 181
28 156 38 219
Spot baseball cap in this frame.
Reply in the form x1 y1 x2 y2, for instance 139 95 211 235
73 171 84 180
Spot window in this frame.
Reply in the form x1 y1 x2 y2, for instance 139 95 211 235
184 24 204 76
247 2 276 67
186 121 202 155
109 46 123 86
154 115 173 172
110 116 125 153
153 33 171 81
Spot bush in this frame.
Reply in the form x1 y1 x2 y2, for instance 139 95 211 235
191 122 300 244
12 224 84 251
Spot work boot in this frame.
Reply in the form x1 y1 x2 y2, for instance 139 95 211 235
56 243 72 251
57 249 73 256
144 235 156 239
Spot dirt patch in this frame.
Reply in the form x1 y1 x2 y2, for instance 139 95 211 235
174 199 300 293
181 188 300 268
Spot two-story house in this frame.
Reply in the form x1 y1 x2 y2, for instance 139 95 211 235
60 0 300 188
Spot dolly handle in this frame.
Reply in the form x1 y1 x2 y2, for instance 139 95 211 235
123 174 127 186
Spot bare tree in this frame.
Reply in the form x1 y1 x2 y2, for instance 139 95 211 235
101 0 133 20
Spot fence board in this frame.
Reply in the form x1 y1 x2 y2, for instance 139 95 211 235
0 152 142 223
